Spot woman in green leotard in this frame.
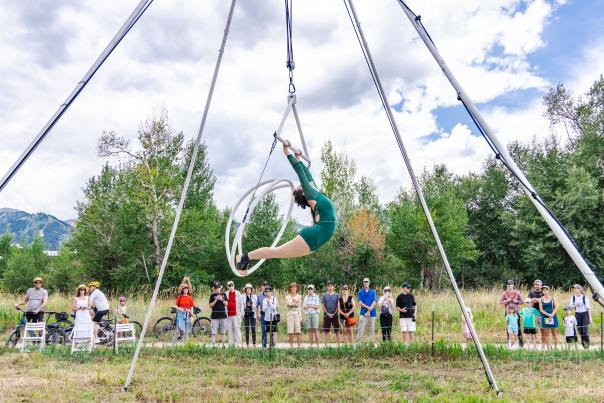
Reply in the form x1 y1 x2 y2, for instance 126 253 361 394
236 141 337 273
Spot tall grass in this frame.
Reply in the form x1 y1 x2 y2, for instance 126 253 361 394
1 288 602 345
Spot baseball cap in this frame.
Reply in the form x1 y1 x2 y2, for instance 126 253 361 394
534 279 542 285
573 284 583 291
307 284 315 290
212 281 221 289
402 283 411 289
263 281 269 286
506 279 514 285
244 283 253 290
564 305 572 311
227 280 235 287
542 285 550 290
362 278 370 283
524 298 531 304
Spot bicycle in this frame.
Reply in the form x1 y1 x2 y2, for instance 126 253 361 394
154 307 210 341
5 308 71 348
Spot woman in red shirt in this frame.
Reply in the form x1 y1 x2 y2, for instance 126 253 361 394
173 283 195 345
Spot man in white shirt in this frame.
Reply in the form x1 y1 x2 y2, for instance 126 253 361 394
88 281 110 343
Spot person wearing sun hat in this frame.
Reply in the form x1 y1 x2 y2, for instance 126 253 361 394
241 283 258 347
172 282 195 345
15 276 48 323
304 284 321 347
285 282 302 348
72 284 93 327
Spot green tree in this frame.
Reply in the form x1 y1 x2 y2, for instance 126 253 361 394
387 165 478 290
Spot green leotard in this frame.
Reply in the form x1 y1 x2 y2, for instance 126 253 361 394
288 154 337 252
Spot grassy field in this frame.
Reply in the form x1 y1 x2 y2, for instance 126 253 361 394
1 344 603 401
1 288 603 401
2 288 602 345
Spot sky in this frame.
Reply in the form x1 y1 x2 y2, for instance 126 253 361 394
0 0 603 225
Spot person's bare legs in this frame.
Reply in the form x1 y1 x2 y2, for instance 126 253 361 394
289 334 294 348
296 333 301 348
551 329 558 349
542 329 550 350
242 236 311 261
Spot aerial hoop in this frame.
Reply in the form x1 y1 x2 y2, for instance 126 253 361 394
225 178 295 277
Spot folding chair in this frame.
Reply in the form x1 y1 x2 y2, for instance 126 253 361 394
21 322 46 352
71 323 94 353
114 323 136 352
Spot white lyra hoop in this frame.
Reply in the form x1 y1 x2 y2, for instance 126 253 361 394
225 178 295 277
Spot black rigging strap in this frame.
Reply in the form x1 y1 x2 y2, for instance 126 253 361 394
285 0 296 94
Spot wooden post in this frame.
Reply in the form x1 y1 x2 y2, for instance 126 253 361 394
431 304 435 356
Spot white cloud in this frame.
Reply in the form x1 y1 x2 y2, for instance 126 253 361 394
0 0 572 220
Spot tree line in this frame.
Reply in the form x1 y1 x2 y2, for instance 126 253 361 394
1 77 603 294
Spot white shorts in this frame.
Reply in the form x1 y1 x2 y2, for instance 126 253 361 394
399 318 416 332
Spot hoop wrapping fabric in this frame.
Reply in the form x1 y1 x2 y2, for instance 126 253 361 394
225 178 295 277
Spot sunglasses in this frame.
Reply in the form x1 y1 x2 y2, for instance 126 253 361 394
34 281 42 284
227 284 234 287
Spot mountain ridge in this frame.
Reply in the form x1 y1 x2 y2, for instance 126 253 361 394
0 207 73 250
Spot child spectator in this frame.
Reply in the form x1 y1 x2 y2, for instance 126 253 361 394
505 305 519 349
461 307 473 341
116 296 128 324
519 298 540 350
563 306 578 349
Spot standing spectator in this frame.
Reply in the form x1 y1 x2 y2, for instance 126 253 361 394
241 283 258 348
356 278 377 345
378 287 395 342
225 280 243 347
570 284 592 349
262 287 279 348
539 285 559 350
563 306 578 349
209 282 228 347
499 280 523 346
395 283 416 343
505 305 519 349
304 284 320 347
519 298 540 350
528 279 544 347
72 284 92 327
88 281 109 344
172 283 195 345
461 307 473 341
257 281 269 348
322 281 341 347
338 284 356 344
285 282 302 348
15 276 48 323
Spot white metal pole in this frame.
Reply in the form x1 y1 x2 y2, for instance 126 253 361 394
396 0 604 307
0 0 154 193
123 0 237 391
345 0 500 394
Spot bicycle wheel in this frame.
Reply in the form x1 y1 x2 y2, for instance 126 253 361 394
46 328 68 345
130 321 143 338
6 329 20 348
154 317 175 341
192 317 211 338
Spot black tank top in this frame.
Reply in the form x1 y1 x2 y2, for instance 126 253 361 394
339 295 354 319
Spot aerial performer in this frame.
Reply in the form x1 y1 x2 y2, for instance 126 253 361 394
235 140 337 274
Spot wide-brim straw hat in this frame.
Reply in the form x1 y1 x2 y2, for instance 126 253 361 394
76 284 88 292
244 283 253 291
287 282 299 292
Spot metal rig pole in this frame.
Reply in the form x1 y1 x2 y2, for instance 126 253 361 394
396 0 604 308
344 0 500 395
